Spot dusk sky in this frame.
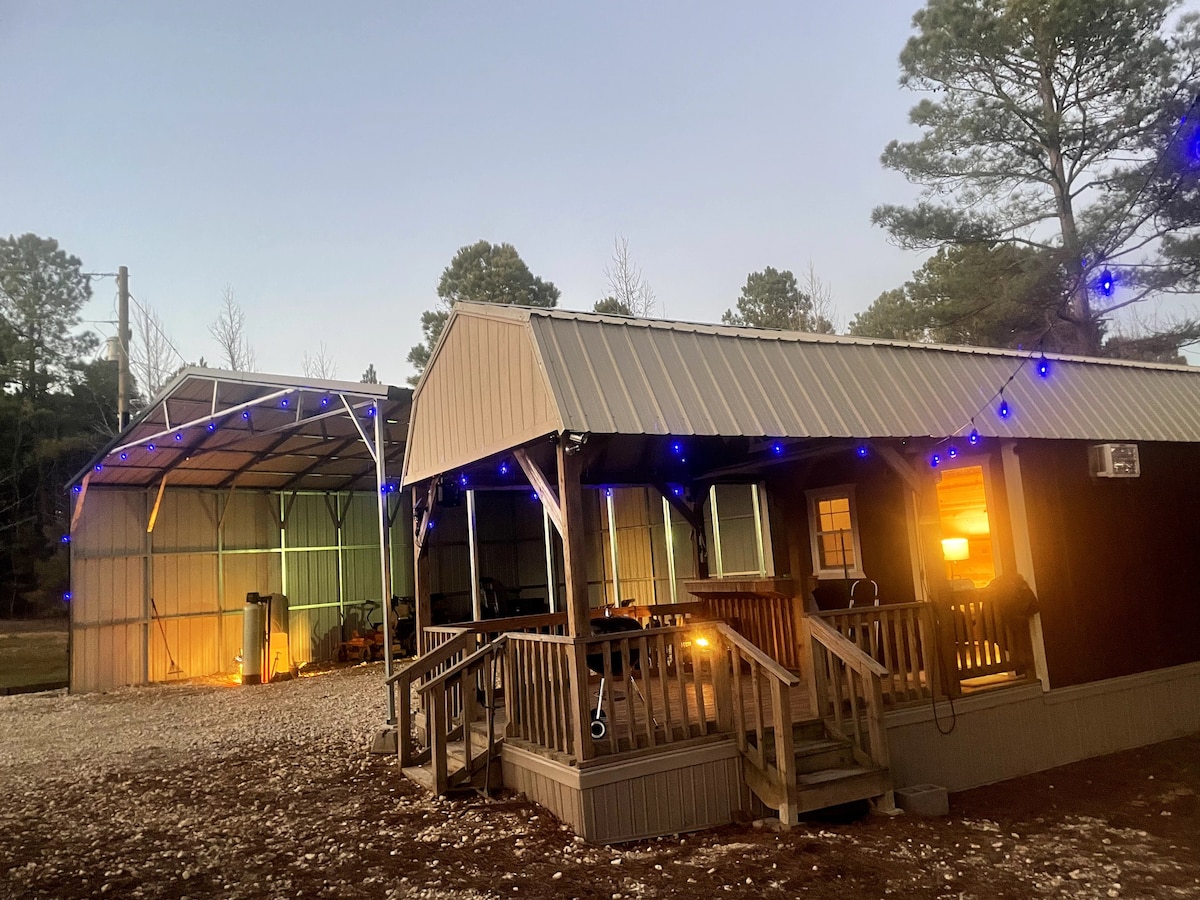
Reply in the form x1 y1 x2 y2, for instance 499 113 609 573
3 2 1193 384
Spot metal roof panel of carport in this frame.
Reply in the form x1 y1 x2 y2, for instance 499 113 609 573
68 368 411 494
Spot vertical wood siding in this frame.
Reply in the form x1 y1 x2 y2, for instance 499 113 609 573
405 315 560 484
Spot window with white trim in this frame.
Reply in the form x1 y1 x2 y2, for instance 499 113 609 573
806 485 864 579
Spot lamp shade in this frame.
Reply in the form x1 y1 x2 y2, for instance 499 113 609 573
941 537 970 562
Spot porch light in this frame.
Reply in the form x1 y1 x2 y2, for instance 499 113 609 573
941 538 969 562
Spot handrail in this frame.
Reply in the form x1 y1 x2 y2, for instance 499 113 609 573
386 627 471 685
711 622 800 686
808 615 888 678
437 611 568 634
814 601 928 617
418 635 509 694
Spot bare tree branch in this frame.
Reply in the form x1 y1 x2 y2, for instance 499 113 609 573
209 286 256 372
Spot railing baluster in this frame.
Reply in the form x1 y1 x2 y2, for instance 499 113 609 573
654 632 674 743
672 632 693 738
636 635 655 747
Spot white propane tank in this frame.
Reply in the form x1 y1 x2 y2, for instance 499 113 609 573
241 594 266 684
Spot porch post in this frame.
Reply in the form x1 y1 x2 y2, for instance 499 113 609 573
913 463 960 699
412 482 435 654
557 441 595 760
1000 441 1051 691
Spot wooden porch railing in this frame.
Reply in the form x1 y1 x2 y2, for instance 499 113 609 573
814 602 936 704
414 637 508 793
389 628 474 768
941 592 1015 679
715 622 803 823
806 616 890 773
420 612 568 654
698 595 803 670
504 633 577 757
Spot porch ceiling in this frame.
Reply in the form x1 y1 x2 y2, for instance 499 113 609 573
71 369 411 492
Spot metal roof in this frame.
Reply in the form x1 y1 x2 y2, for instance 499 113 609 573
480 302 1200 443
71 368 411 492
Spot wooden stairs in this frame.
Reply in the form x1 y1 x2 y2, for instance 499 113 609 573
742 717 892 822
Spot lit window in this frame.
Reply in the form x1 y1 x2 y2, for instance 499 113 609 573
935 464 997 588
806 486 864 579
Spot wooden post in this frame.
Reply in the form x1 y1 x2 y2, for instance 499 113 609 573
912 464 960 698
557 442 594 760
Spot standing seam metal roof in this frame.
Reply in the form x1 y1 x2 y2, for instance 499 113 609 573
476 303 1200 443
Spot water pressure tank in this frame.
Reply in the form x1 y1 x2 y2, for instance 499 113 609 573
242 594 267 685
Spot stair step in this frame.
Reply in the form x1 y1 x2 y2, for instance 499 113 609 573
793 766 891 815
401 765 435 791
792 738 856 774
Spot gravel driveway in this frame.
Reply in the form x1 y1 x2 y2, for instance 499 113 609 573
2 663 1198 899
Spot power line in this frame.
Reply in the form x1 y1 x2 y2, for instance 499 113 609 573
127 293 189 368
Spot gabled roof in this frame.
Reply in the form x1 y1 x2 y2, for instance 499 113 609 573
402 302 1200 484
72 368 411 492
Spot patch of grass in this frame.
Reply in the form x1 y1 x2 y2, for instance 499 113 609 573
0 628 68 691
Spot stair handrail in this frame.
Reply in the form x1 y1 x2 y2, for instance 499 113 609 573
413 633 509 794
708 621 801 823
806 615 891 772
389 627 474 767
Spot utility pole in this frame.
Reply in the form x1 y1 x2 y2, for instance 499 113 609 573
117 265 131 429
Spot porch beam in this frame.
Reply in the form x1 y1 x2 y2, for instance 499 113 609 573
513 448 563 536
876 445 923 494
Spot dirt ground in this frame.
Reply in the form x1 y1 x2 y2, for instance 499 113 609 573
1 663 1197 899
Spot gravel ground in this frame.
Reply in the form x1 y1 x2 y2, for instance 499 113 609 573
1 662 1198 899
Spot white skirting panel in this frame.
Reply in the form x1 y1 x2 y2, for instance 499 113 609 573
885 662 1200 792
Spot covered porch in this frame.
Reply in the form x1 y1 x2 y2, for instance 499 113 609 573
392 304 1046 840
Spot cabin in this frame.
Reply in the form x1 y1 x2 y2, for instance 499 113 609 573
391 302 1200 843
66 369 412 694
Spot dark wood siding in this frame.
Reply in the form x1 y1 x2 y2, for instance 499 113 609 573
1020 441 1200 686
766 453 917 609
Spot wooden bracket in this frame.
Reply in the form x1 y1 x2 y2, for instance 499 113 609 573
653 482 705 533
413 477 439 557
147 477 168 534
514 447 564 537
70 473 91 533
877 445 923 494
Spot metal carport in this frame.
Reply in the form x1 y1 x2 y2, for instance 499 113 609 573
66 368 411 707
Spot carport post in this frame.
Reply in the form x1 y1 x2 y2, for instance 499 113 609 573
374 406 397 725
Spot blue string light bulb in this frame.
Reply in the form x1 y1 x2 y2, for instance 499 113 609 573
998 393 1011 420
930 453 941 469
968 426 981 446
1037 353 1050 378
1097 269 1115 298
947 446 959 459
856 445 868 458
771 441 784 456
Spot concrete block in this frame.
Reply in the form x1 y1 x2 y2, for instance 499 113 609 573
368 727 398 755
895 783 949 817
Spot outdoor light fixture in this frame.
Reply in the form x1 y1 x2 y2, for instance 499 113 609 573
147 443 156 452
771 442 785 456
947 446 959 459
242 411 250 420
174 433 183 441
320 396 330 407
366 405 377 417
281 398 289 408
72 485 81 493
670 440 683 455
121 452 128 460
94 464 102 472
930 454 941 468
207 422 217 432
563 431 589 455
60 534 70 544
459 473 468 486
998 395 1011 419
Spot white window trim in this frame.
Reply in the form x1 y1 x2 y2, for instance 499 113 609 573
806 484 865 580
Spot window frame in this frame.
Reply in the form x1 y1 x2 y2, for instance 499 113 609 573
805 484 865 580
